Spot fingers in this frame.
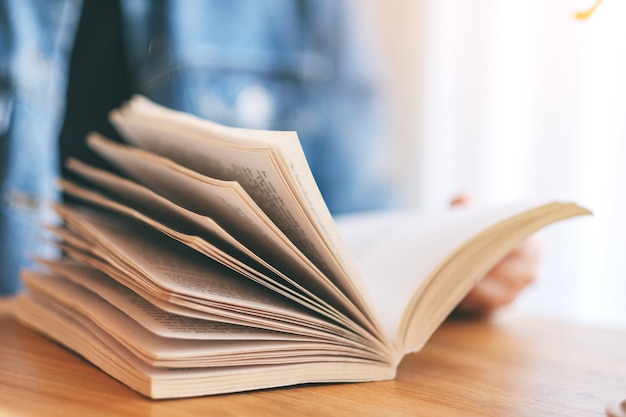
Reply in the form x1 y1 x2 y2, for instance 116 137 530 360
456 277 518 316
448 193 545 318
499 234 544 263
455 235 544 317
457 267 532 315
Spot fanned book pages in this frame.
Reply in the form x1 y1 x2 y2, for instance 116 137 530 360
16 96 591 399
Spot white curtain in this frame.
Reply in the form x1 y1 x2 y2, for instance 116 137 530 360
362 0 626 329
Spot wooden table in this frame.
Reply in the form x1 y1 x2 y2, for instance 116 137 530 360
1 297 624 417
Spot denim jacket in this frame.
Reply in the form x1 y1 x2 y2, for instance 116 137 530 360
0 0 393 295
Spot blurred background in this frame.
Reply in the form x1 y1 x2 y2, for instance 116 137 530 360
358 0 626 329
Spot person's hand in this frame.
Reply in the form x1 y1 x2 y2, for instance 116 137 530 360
451 194 544 317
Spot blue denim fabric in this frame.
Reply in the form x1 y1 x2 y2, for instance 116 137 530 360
0 0 394 295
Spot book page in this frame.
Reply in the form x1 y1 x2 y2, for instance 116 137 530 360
25 273 377 368
21 271 383 367
84 134 371 332
59 178 365 337
57 242 363 345
335 201 590 356
17 289 395 399
37 259 308 341
55 204 359 340
109 97 384 340
64 159 360 328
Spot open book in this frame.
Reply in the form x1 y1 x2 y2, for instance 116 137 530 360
16 96 590 399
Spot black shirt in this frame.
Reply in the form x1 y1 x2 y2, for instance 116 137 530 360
58 0 132 179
